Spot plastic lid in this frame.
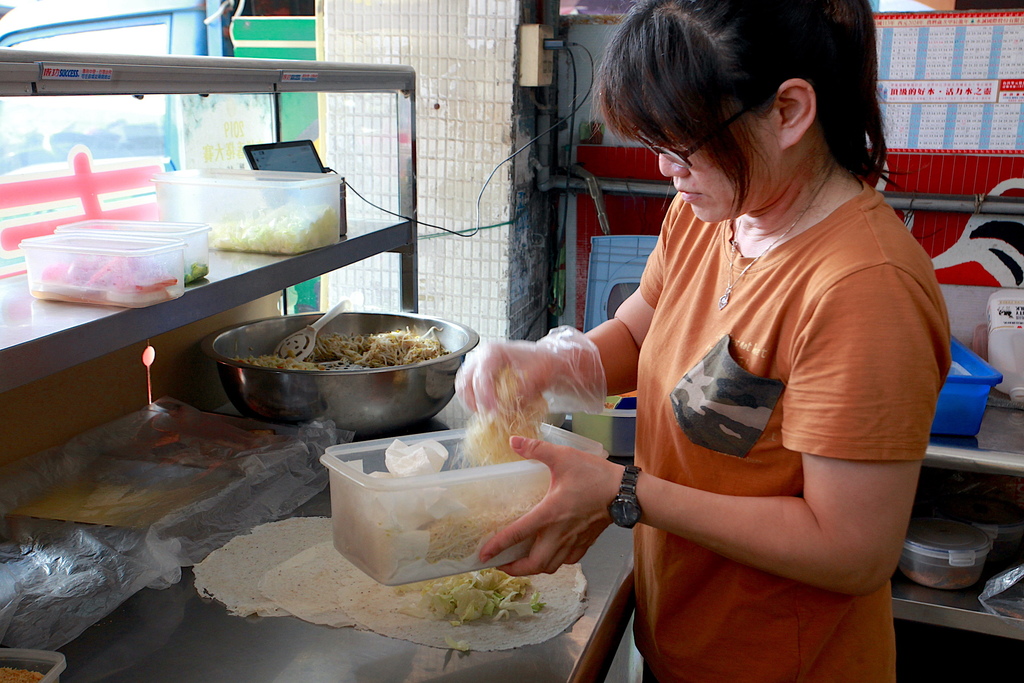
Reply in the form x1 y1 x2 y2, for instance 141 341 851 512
153 168 339 188
57 219 211 235
1010 387 1024 403
904 518 992 566
936 494 1024 529
19 232 185 256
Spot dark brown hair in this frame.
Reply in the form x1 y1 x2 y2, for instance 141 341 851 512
596 0 887 206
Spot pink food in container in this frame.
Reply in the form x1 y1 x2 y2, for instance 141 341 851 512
20 233 185 308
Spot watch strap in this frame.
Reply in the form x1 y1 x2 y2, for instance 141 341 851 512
619 464 641 494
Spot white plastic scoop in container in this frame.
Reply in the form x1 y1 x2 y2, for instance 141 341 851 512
274 299 352 360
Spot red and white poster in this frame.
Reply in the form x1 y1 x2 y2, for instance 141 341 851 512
876 11 1024 288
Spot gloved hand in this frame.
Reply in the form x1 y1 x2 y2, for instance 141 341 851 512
456 326 607 415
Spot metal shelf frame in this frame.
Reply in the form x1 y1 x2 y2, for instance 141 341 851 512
894 405 1024 639
0 49 419 393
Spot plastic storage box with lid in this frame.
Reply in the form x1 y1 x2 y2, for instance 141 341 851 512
935 494 1024 565
152 169 343 255
0 648 66 682
20 233 185 308
54 219 211 284
930 337 1002 436
319 424 607 585
899 518 992 590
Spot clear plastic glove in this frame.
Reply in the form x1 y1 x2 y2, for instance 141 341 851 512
456 326 607 415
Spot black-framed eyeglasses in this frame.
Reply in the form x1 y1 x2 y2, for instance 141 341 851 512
638 103 755 169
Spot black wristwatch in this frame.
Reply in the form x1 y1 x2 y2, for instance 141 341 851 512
608 465 642 528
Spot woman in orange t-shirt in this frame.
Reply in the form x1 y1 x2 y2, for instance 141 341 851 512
457 1 950 681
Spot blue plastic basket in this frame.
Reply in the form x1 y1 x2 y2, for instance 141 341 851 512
931 337 1002 436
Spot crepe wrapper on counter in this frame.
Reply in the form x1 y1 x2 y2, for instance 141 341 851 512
193 516 588 652
0 398 342 650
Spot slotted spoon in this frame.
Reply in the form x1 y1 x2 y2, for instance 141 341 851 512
274 299 352 360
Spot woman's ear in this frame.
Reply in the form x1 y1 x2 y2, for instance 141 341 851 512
771 78 818 151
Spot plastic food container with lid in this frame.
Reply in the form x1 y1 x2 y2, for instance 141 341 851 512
899 518 992 590
55 219 211 284
0 648 66 682
320 423 607 585
20 233 185 308
935 494 1024 566
152 169 343 255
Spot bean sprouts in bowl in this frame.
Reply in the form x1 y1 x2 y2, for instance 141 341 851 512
201 311 480 437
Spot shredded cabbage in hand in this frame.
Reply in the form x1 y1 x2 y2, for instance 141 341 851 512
396 568 545 626
462 367 548 467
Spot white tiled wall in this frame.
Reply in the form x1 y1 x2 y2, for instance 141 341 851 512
321 0 521 341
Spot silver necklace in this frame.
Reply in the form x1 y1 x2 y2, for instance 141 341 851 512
718 200 817 311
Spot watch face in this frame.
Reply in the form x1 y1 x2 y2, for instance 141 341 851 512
610 496 641 528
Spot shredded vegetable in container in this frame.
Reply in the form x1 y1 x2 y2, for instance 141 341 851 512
209 204 339 254
235 328 448 371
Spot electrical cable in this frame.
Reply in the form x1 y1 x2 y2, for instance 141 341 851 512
337 40 595 241
550 44 582 318
473 40 594 238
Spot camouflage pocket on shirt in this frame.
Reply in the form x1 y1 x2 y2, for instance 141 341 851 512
669 334 784 457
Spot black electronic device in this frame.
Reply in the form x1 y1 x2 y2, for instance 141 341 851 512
243 139 327 173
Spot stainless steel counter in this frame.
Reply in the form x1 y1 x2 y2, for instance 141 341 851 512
56 495 634 683
54 404 636 683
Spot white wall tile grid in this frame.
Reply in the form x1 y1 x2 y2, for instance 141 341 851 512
322 0 525 342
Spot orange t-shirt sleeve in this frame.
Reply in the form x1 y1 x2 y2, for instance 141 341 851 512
781 264 950 461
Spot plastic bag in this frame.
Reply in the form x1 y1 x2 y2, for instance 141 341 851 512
457 325 607 415
0 397 345 649
0 523 182 649
979 562 1024 626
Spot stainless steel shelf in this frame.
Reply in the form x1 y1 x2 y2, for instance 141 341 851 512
925 405 1024 475
0 50 420 396
0 219 414 394
893 575 1024 641
893 403 1024 637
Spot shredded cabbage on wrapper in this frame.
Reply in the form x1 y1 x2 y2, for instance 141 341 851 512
396 568 546 625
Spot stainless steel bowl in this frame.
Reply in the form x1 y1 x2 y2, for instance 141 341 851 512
201 311 480 436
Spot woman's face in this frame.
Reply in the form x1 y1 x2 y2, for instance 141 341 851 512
657 152 739 223
656 113 781 223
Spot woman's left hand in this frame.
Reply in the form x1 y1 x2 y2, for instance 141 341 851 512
478 435 624 576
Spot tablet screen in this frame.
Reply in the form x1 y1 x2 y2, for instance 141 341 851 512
244 140 326 173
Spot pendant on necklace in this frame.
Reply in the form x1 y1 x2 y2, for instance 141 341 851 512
718 290 731 310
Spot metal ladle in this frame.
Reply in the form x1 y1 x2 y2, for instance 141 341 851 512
274 299 353 361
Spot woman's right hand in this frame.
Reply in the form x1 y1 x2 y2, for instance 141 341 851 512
455 326 608 415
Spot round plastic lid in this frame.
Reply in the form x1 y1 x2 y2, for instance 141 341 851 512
904 518 991 566
937 494 1024 529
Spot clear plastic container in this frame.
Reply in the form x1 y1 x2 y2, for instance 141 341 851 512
899 518 991 590
0 648 66 682
935 494 1024 566
55 219 211 284
21 233 185 308
320 423 607 585
152 169 343 255
987 289 1024 402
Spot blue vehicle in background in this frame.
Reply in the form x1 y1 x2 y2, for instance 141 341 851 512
0 1 236 174
0 0 232 55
